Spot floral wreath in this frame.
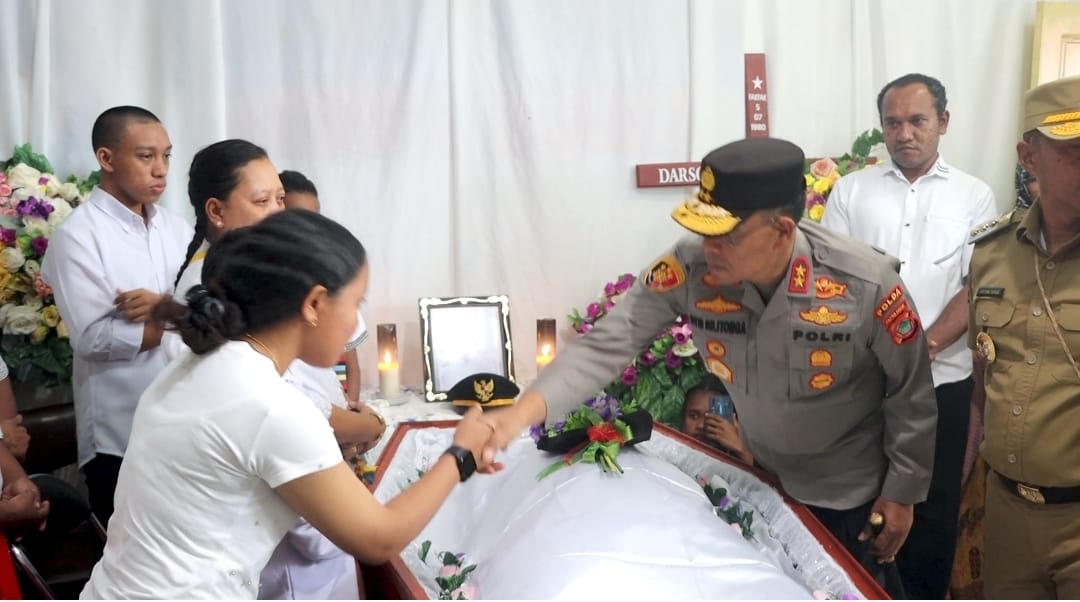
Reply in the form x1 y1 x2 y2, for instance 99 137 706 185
419 540 478 600
531 394 652 479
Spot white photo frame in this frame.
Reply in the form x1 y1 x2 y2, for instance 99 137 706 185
418 295 515 401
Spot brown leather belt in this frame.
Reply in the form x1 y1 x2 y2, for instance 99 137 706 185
998 473 1080 505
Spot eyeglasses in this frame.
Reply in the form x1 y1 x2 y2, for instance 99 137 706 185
707 213 779 248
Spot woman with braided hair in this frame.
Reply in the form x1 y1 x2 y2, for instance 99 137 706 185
81 210 500 599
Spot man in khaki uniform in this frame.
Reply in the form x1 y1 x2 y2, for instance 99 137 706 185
968 75 1080 599
485 137 938 582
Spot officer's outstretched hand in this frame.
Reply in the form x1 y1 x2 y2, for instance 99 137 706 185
857 496 914 563
478 390 549 473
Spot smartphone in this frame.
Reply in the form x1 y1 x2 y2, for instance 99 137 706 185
709 395 735 422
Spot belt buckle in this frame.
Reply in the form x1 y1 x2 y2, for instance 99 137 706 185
1017 482 1047 504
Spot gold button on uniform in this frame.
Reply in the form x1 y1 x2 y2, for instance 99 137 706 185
1008 454 1017 463
1013 405 1023 416
981 312 989 322
1027 354 1038 365
1046 260 1056 270
1033 308 1043 317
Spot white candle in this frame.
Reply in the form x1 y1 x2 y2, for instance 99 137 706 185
377 350 400 399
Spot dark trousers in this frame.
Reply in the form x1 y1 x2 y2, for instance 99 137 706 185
896 376 972 599
808 499 906 598
82 453 124 528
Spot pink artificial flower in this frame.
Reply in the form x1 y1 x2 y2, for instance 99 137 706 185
0 184 10 197
670 322 692 344
0 173 6 184
615 273 635 292
809 158 838 179
579 323 593 334
439 564 462 578
604 282 616 297
621 365 638 386
586 302 602 320
604 300 615 312
33 273 53 299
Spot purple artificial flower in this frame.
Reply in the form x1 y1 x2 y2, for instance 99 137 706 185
603 282 616 297
621 365 639 386
580 323 593 334
529 424 544 444
718 496 732 510
16 197 54 220
553 420 566 432
640 350 658 367
0 228 15 246
31 236 48 257
840 594 860 600
615 273 635 292
586 395 621 421
671 322 692 344
604 300 615 312
37 176 49 186
586 302 602 319
665 348 682 370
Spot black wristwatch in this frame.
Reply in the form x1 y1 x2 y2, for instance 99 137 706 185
443 445 477 482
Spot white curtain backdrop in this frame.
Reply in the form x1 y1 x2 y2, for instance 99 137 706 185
0 0 1043 387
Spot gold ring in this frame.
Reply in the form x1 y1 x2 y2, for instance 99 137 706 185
879 555 896 564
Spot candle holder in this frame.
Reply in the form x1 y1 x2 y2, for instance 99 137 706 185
376 323 401 398
536 318 556 371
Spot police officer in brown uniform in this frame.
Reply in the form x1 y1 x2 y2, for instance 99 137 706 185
483 137 938 581
969 75 1080 599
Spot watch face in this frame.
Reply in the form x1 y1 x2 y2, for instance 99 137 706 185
448 445 477 481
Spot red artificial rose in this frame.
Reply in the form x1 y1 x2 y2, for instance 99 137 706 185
587 422 625 444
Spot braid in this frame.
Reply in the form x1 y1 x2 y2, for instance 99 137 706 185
175 218 207 289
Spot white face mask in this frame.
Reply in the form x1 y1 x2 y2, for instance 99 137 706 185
345 309 368 351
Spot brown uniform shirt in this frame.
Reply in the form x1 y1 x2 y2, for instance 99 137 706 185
532 220 937 510
968 203 1080 487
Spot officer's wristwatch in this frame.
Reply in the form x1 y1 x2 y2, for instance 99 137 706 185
443 445 477 482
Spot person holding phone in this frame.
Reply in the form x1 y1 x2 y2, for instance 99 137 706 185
681 375 753 465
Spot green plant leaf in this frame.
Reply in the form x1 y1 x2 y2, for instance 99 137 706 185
419 540 431 562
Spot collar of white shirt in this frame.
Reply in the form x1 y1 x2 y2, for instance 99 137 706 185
882 154 952 183
90 187 161 233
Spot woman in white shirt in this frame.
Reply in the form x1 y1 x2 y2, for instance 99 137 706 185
80 210 498 599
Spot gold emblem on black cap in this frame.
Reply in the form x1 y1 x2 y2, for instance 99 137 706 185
474 378 495 403
701 165 716 191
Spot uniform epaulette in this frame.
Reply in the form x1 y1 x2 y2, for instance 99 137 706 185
968 211 1015 245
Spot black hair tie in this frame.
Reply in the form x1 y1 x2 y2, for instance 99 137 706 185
185 284 225 320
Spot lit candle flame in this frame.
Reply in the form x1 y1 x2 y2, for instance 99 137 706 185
540 343 551 357
383 350 392 363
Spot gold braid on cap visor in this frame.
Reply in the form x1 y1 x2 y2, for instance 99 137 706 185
671 196 742 236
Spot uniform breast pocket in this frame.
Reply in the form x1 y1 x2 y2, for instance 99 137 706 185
788 342 854 398
973 298 1017 363
1051 304 1080 384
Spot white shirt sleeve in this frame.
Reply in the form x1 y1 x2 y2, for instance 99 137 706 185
252 389 343 489
818 175 853 236
0 355 9 382
41 225 144 362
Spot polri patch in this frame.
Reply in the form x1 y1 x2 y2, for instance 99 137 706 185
642 255 686 293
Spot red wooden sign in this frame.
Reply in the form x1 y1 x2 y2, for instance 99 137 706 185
744 53 770 138
635 162 700 188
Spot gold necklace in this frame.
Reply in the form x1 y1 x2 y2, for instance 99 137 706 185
244 334 281 372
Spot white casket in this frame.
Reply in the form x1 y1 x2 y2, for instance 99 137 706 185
366 420 885 600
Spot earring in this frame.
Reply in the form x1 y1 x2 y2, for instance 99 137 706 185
307 319 318 328
215 221 224 227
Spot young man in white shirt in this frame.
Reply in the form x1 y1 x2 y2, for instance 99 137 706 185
820 73 997 599
40 106 191 526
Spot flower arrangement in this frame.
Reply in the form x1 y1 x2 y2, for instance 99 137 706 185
698 474 756 540
804 128 884 222
569 273 707 426
531 394 651 479
418 540 478 600
0 144 96 386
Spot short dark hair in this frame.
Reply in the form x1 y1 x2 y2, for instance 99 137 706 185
279 170 318 197
175 139 270 287
157 209 367 354
90 106 161 152
876 73 948 119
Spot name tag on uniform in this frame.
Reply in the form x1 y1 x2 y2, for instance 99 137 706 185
975 287 1005 299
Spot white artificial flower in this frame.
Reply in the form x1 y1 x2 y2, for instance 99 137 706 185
22 295 42 311
58 182 80 202
47 197 72 226
22 216 50 236
0 247 25 272
0 303 16 329
709 474 732 494
672 341 698 357
22 259 40 276
9 187 31 202
7 164 41 190
43 174 62 197
4 305 42 335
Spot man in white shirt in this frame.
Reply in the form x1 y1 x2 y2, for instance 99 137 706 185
820 73 996 599
40 106 191 526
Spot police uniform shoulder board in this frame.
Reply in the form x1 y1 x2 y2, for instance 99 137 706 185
799 221 887 283
968 210 1016 245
